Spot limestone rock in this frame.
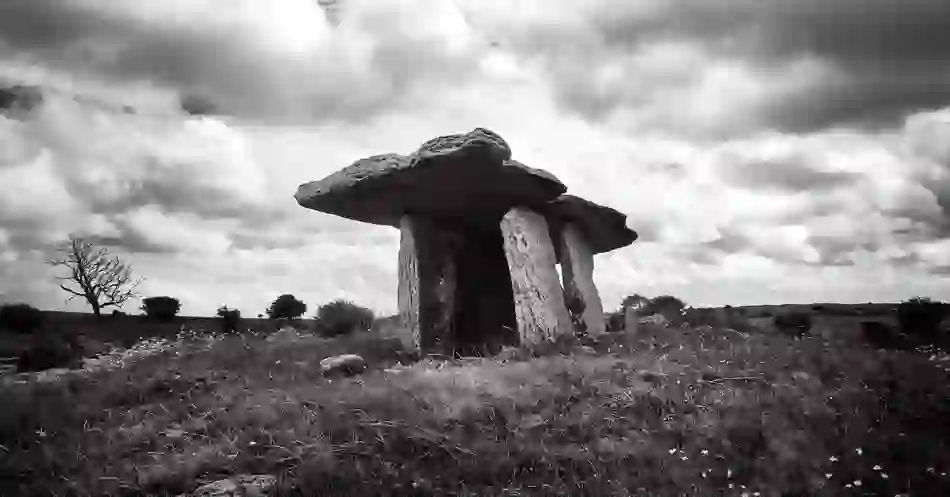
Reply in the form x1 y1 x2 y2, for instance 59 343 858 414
500 207 573 345
191 474 276 497
557 222 606 335
320 354 367 377
639 314 670 326
542 194 638 257
265 327 298 343
624 306 640 335
295 128 566 226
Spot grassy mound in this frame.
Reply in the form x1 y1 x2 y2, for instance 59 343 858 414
1 326 948 496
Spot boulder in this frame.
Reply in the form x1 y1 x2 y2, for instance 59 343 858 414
639 314 670 326
542 195 638 257
294 128 567 226
190 474 277 497
320 354 367 377
265 327 298 343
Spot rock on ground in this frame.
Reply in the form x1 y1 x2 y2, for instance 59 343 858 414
188 474 277 497
320 354 367 377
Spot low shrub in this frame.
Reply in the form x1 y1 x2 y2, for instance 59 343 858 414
773 311 812 337
267 294 307 321
16 331 83 372
0 303 43 334
217 305 241 333
860 321 914 351
605 310 625 332
314 300 375 337
140 296 181 322
111 310 127 318
897 297 947 344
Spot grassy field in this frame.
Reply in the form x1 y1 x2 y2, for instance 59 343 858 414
2 321 949 496
0 311 308 358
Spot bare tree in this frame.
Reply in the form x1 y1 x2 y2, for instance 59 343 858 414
48 235 144 317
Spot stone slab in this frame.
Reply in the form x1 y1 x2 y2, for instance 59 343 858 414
542 194 638 257
295 128 567 226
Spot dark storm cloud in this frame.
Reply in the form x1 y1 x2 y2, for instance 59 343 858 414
719 155 861 193
0 84 43 117
0 0 481 123
504 0 950 133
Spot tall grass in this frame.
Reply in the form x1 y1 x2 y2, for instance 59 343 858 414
1 326 948 496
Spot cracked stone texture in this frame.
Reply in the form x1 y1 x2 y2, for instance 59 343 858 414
294 128 567 227
542 194 638 259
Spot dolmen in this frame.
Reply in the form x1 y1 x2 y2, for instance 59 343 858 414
295 128 637 357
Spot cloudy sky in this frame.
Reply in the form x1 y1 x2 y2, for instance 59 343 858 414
2 0 950 317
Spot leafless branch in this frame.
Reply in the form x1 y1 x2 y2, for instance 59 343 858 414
47 235 145 316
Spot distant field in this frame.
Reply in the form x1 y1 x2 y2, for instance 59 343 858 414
0 311 306 356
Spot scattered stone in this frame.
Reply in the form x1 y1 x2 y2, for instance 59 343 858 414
320 354 367 377
639 314 670 326
496 346 521 362
191 474 277 497
791 371 811 382
266 327 298 343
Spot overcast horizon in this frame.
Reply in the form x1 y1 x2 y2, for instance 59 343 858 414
2 0 950 317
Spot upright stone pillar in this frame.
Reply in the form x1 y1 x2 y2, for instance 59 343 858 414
500 207 572 345
397 216 424 354
624 306 639 336
557 223 606 335
397 215 453 355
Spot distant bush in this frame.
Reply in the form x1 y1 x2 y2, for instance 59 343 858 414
267 294 307 320
605 310 625 332
314 300 375 337
140 296 181 322
897 297 947 344
111 310 127 318
681 307 759 334
16 331 83 372
0 303 43 334
217 305 241 333
773 312 812 338
641 295 687 319
860 321 914 351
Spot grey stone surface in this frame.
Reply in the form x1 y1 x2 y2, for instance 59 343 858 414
542 194 638 257
190 474 276 497
295 128 566 226
500 207 573 345
320 354 367 377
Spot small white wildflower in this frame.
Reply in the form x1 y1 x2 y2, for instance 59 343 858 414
825 473 833 479
727 469 733 478
881 473 888 480
701 449 709 456
830 456 838 462
669 448 676 454
856 448 863 456
853 480 861 487
701 471 707 478
873 465 882 471
845 484 852 489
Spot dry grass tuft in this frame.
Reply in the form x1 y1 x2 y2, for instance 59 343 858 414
1 326 949 496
